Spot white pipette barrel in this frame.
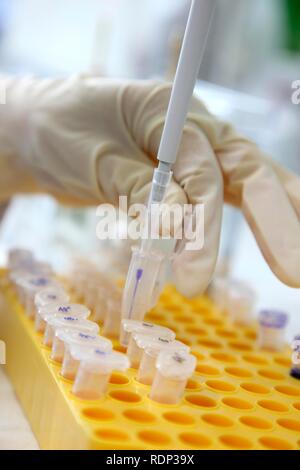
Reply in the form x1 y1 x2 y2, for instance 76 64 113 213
121 0 216 331
157 0 216 166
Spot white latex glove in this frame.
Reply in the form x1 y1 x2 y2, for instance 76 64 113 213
0 75 299 296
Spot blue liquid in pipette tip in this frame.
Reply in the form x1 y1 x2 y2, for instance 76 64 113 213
128 268 143 319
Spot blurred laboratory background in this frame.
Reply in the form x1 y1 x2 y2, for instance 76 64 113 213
0 0 299 336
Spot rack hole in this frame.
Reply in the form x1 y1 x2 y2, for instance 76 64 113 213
196 364 220 376
220 435 252 450
185 379 201 390
274 356 291 367
277 418 300 432
239 416 272 430
257 369 285 380
202 413 234 428
240 382 270 395
258 399 289 413
203 318 224 326
243 354 269 365
216 329 237 339
145 312 165 322
138 430 171 446
185 327 207 336
225 367 253 378
293 402 300 412
244 330 257 340
191 351 206 361
123 409 155 424
95 429 129 442
179 432 211 448
275 385 300 397
211 352 237 363
82 408 115 422
186 394 217 408
222 397 253 410
163 411 195 426
228 341 252 351
206 380 236 393
109 373 129 385
259 437 293 450
198 339 222 349
113 344 127 354
109 390 141 403
174 315 195 324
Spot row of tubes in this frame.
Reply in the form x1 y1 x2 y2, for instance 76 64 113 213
7 249 197 404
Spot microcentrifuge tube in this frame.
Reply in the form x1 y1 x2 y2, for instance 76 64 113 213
121 318 175 348
72 348 129 400
150 350 196 405
60 330 112 380
136 335 189 385
17 275 59 319
290 335 300 380
122 320 175 368
37 302 90 334
257 310 289 351
102 287 122 338
34 287 70 329
50 318 99 361
226 280 255 326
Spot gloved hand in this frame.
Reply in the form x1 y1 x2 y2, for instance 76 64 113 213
0 75 299 296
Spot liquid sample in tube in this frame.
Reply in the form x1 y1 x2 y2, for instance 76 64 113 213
150 350 196 404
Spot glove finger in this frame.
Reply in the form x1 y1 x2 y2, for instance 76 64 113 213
267 159 300 219
150 126 223 298
96 151 187 217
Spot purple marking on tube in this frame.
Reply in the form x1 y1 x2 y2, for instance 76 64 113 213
47 294 57 300
258 310 288 329
58 306 71 312
78 332 95 341
128 268 143 319
30 277 49 287
95 349 106 356
63 316 78 321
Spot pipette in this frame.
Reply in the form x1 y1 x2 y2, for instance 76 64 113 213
121 0 216 332
150 350 196 404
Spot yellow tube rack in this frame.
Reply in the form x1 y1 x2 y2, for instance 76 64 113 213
0 268 300 450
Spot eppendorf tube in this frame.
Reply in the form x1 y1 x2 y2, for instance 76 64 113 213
122 320 175 368
102 287 122 338
136 335 190 385
121 247 165 332
43 308 92 348
257 310 289 351
34 286 70 325
121 318 175 348
290 335 300 380
226 280 256 326
60 331 112 380
49 318 99 361
37 302 90 334
72 348 130 400
150 350 196 404
16 275 59 319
